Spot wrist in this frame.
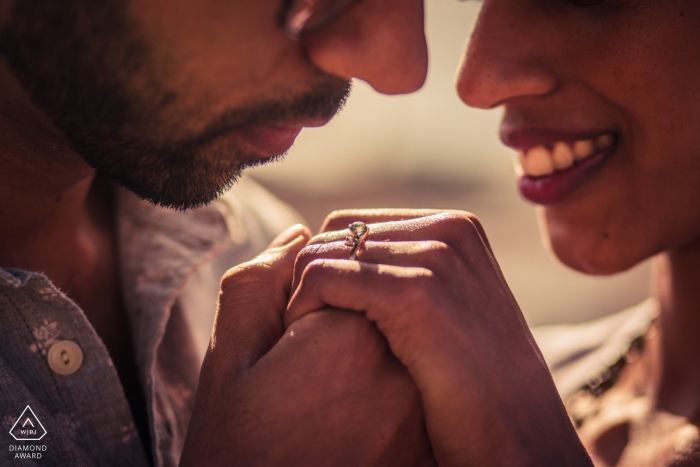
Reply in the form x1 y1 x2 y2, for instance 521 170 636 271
413 341 593 467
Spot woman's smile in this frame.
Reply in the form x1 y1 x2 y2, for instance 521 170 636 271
501 126 618 204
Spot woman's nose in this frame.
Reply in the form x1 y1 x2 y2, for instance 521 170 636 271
303 0 428 95
456 0 558 109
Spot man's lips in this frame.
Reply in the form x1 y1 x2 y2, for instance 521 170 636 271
501 126 619 205
235 125 304 157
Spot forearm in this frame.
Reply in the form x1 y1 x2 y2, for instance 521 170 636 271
416 336 593 467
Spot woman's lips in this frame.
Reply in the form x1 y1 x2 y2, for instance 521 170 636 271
517 150 610 205
236 125 303 157
510 132 618 205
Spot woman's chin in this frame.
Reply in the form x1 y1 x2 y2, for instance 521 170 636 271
546 233 647 277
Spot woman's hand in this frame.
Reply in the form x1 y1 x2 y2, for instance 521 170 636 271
286 209 593 467
181 224 436 467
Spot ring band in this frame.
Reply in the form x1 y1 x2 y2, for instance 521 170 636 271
345 221 369 261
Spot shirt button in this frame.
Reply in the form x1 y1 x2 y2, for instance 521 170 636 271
47 340 84 376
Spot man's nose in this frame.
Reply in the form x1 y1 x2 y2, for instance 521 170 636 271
456 0 558 109
303 0 428 95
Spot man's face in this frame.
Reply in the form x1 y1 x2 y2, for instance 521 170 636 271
0 0 427 209
458 0 700 276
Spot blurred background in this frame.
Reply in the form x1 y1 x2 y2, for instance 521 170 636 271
248 0 650 326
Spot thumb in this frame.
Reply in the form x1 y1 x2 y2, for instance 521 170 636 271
268 223 312 249
205 223 311 381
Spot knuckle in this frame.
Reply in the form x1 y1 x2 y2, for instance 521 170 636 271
308 232 327 244
220 260 270 288
298 258 331 282
219 261 289 310
295 243 324 267
466 212 484 231
304 233 332 247
292 246 344 291
444 210 478 230
431 211 484 244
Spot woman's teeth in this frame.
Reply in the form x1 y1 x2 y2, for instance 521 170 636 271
516 134 615 177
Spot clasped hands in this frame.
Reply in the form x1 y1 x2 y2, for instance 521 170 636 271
181 210 592 467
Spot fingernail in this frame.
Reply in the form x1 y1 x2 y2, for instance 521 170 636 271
269 224 310 248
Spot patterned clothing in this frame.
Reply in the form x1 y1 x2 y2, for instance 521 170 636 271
532 299 659 402
0 177 301 466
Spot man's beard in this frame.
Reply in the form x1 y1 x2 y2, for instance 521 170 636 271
73 80 351 210
0 0 351 210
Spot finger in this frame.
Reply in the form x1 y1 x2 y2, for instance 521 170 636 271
291 240 460 294
287 259 429 326
301 212 512 337
206 224 312 382
321 210 493 255
286 259 442 369
320 208 449 232
268 223 312 249
312 212 510 316
312 211 495 262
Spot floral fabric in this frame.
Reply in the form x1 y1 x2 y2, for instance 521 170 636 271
0 177 301 466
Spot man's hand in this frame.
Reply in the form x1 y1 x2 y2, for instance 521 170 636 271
180 224 435 467
285 210 594 467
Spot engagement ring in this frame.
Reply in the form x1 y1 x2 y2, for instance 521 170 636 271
345 221 369 260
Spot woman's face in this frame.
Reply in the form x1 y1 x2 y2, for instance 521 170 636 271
457 0 700 275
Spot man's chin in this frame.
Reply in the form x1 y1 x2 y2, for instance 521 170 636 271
92 148 283 211
119 175 241 211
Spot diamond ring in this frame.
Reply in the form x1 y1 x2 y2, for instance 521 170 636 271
345 221 370 261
